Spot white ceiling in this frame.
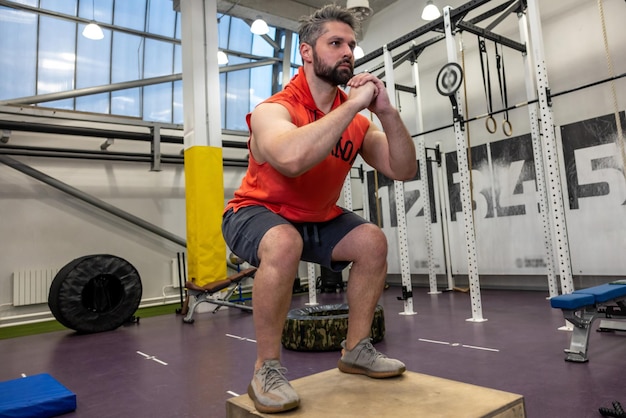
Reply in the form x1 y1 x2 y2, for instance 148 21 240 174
213 0 593 52
216 0 401 32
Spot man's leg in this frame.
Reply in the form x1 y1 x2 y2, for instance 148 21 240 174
332 222 388 350
253 223 303 369
222 208 303 413
246 223 303 413
332 222 406 378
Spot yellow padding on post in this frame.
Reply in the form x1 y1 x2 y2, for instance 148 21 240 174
184 146 227 286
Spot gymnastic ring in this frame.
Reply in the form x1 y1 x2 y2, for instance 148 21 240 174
281 303 385 351
48 254 142 334
485 116 497 133
502 119 513 137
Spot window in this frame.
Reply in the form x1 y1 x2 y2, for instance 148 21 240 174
0 4 37 100
0 0 300 129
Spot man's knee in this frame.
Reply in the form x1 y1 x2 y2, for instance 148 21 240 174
334 223 387 264
357 223 388 254
259 224 303 264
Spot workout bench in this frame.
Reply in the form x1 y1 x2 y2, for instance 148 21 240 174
181 267 257 324
550 281 626 362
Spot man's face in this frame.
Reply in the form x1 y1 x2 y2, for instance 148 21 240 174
311 21 356 86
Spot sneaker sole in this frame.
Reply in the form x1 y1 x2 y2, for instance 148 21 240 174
337 360 406 378
247 384 300 414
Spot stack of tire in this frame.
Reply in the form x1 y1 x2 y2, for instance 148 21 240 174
281 303 385 351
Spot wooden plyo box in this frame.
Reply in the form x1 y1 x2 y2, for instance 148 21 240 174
226 369 525 418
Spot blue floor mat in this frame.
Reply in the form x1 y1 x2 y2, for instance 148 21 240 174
0 373 76 418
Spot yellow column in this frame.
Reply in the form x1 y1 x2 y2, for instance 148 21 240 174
180 0 226 285
184 146 225 285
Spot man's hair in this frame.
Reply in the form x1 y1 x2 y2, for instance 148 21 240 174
298 4 358 46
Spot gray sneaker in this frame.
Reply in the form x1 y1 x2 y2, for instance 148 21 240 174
337 337 406 378
247 360 300 413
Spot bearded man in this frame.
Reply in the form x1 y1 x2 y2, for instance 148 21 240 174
222 4 417 413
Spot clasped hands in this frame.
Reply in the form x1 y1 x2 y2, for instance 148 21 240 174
346 72 391 114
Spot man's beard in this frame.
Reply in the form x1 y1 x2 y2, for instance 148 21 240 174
312 49 353 86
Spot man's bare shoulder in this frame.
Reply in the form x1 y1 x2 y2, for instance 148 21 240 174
251 102 292 123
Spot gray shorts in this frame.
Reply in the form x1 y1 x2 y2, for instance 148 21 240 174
222 206 371 272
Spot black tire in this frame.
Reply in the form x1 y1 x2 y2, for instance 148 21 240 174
281 303 385 351
48 254 142 333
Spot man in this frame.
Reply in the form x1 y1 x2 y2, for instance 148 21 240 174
222 4 417 414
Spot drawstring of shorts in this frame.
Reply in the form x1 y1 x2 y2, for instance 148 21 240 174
300 113 321 247
302 224 320 246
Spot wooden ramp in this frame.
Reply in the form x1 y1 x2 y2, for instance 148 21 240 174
226 369 525 418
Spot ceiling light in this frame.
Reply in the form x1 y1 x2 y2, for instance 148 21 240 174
217 50 229 65
354 45 364 59
421 0 441 21
347 0 373 21
250 17 269 35
83 22 104 40
82 0 103 40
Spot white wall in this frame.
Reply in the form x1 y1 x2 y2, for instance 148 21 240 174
361 0 625 138
358 0 626 280
0 123 250 326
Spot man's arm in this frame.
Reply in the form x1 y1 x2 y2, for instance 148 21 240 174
250 81 377 178
351 74 417 181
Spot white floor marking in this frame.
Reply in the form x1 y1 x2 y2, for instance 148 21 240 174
418 338 450 345
136 350 169 365
419 339 499 352
462 344 500 352
226 333 256 343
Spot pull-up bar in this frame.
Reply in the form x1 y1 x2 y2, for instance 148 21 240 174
355 0 525 68
457 20 525 53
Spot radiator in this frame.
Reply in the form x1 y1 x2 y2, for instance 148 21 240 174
171 254 188 289
171 257 181 288
12 268 57 306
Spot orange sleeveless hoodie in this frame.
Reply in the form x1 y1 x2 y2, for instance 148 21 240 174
225 67 370 223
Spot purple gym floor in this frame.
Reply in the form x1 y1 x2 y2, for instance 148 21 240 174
1 286 624 417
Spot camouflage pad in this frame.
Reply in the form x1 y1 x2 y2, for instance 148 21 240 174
281 303 385 351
